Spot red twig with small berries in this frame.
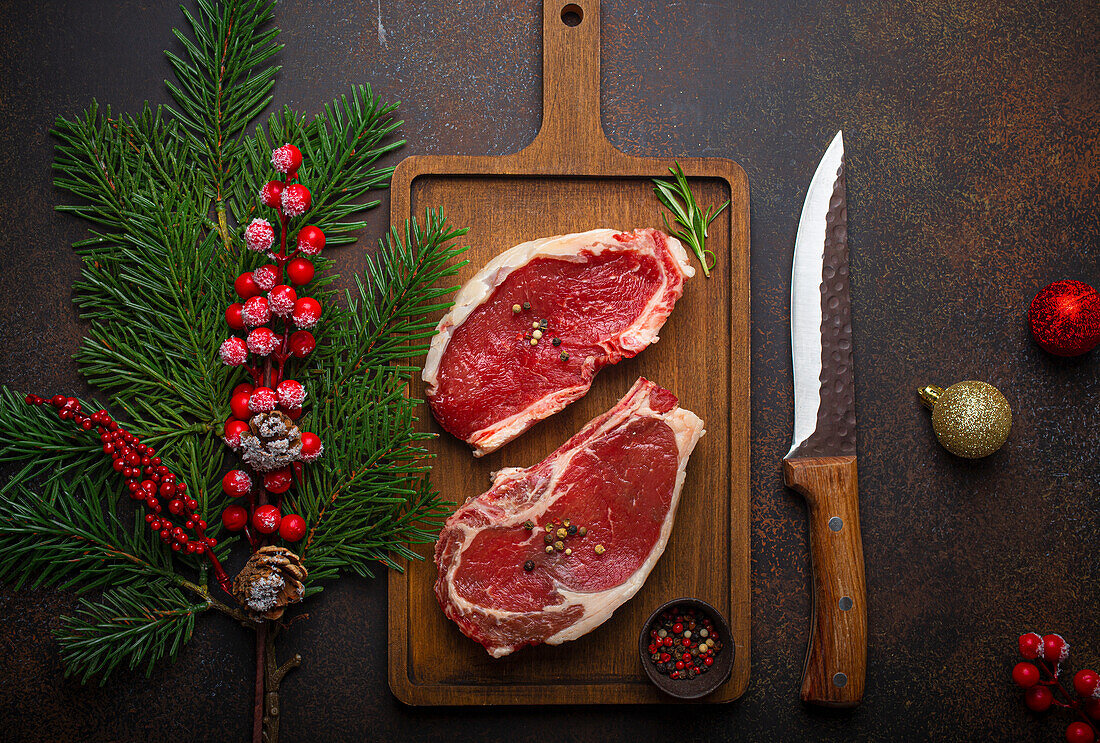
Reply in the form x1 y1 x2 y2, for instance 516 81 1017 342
1012 632 1100 743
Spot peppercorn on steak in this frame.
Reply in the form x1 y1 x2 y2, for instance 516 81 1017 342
422 228 693 457
434 378 705 657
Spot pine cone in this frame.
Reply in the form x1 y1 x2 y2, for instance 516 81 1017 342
238 410 302 472
232 545 308 620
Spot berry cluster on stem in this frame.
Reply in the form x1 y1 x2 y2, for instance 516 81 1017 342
1013 632 1100 743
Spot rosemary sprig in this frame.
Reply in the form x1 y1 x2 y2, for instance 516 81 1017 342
652 162 730 278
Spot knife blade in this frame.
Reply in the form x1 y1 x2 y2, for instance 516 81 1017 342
782 131 867 707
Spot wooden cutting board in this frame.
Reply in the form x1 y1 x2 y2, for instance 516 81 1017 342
388 0 749 705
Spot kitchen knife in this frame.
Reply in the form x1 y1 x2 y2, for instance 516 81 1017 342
783 131 867 707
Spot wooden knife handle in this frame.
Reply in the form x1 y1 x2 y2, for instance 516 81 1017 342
783 455 866 707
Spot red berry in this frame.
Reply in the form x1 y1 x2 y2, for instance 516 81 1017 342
249 387 277 413
224 418 250 447
229 391 252 420
246 327 279 356
252 264 280 291
279 513 307 542
1024 685 1053 712
244 218 276 254
1085 698 1100 720
269 285 297 317
1074 669 1100 699
299 432 323 462
218 337 249 366
252 505 281 534
221 505 248 532
286 257 315 285
242 296 271 327
292 297 321 328
1044 634 1070 664
235 272 261 299
296 225 325 255
271 143 302 174
259 180 284 209
226 303 245 330
1013 662 1040 688
284 406 303 421
289 330 316 358
263 467 294 494
281 183 311 217
222 469 252 498
168 499 184 515
1066 722 1096 743
232 382 254 397
276 379 306 408
1019 632 1043 660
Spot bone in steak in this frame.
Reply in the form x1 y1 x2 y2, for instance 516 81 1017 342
434 377 705 657
422 228 693 456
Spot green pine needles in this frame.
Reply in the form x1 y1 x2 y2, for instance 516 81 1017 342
0 0 466 696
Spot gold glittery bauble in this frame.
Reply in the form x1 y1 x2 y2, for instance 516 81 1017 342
918 381 1011 458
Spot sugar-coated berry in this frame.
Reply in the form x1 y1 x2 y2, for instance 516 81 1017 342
276 379 306 408
1019 632 1044 660
252 505 281 534
289 330 316 358
260 180 284 209
296 225 325 255
224 418 250 448
271 143 302 174
242 296 271 327
292 297 321 328
1024 685 1053 712
263 467 293 494
252 264 280 291
268 285 297 317
226 303 245 330
246 327 279 356
222 469 252 498
299 432 323 462
1043 634 1070 664
219 337 249 366
278 514 307 542
1066 722 1096 743
281 183 311 217
244 218 276 254
1012 662 1040 688
1074 669 1100 699
235 272 261 299
221 505 249 532
232 382 254 397
286 257 315 285
249 387 277 413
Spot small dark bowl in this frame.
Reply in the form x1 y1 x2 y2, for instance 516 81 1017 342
638 597 733 700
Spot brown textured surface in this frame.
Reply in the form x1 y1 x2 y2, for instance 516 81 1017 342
0 0 1097 740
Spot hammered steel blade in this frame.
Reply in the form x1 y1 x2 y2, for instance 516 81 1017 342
786 131 856 459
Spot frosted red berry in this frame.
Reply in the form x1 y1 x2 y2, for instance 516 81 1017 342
1066 722 1096 743
1013 662 1040 688
299 432 323 462
1019 632 1044 660
252 264 280 291
219 337 249 366
279 514 307 542
252 505 281 534
246 327 279 356
1044 634 1070 664
235 272 261 299
221 505 249 532
296 225 325 255
260 180 284 209
242 296 271 328
226 303 245 330
276 379 306 408
1074 670 1100 699
268 285 297 317
289 330 316 358
271 143 302 174
244 218 276 254
1025 685 1054 712
286 257 315 285
222 469 252 498
249 387 277 413
263 467 293 494
281 183 311 217
292 297 321 328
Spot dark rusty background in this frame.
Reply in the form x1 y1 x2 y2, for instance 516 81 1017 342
1 0 1098 740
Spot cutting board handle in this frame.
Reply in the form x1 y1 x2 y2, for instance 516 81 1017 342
528 0 618 161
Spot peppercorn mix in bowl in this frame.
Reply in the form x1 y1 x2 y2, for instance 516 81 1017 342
639 597 734 699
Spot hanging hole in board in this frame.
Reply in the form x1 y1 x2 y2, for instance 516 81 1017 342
561 4 583 26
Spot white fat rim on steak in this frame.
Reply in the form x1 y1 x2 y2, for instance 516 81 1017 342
421 229 694 455
438 381 705 657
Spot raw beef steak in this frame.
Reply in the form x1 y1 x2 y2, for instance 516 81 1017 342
423 228 693 456
434 378 705 657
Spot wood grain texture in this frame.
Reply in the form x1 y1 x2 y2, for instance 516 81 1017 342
388 0 750 705
782 455 866 707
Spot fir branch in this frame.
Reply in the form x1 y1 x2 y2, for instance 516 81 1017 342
0 387 107 485
58 580 208 684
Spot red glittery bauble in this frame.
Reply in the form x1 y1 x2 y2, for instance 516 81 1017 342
1028 280 1100 356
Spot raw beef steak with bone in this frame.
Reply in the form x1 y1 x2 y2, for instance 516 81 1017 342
434 378 705 657
423 228 693 456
